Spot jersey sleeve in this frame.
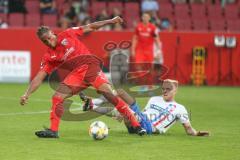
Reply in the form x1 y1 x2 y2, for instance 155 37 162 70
40 56 55 74
176 105 190 124
66 27 84 36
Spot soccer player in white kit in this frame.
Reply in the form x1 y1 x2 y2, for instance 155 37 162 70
88 79 209 136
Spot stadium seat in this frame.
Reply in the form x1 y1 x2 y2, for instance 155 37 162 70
175 19 192 31
205 0 214 5
8 13 25 27
0 13 8 22
159 10 174 21
42 14 57 27
108 2 123 15
224 5 239 21
57 2 71 16
25 0 39 14
56 0 65 6
207 5 223 19
190 4 207 20
124 2 140 29
124 8 140 29
56 0 70 14
227 20 240 32
124 14 140 29
209 20 226 32
91 1 107 19
158 3 173 19
157 0 171 4
159 12 174 24
192 19 209 32
214 0 221 5
124 2 140 15
26 13 41 27
174 4 190 19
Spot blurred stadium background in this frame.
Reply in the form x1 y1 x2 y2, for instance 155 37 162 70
0 1 240 160
0 0 240 85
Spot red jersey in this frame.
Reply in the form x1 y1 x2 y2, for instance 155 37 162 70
135 22 157 51
40 27 99 74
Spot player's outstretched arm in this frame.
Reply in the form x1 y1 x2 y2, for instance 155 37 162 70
81 16 123 33
183 122 210 137
20 70 48 105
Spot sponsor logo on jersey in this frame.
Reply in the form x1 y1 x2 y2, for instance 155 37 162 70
150 104 168 114
61 39 68 46
62 47 75 61
147 28 151 32
139 32 151 37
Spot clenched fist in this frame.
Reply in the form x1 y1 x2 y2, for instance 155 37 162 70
111 16 124 24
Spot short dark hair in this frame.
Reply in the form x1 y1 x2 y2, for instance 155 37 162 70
36 26 50 38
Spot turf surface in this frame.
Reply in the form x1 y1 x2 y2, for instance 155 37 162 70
0 83 239 160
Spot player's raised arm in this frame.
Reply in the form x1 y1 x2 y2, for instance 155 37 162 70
20 70 48 105
183 122 210 136
81 16 123 33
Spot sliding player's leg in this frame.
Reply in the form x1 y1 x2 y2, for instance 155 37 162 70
97 83 145 135
116 89 152 134
80 91 152 134
86 70 144 135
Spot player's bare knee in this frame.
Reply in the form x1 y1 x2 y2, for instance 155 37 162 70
52 92 64 99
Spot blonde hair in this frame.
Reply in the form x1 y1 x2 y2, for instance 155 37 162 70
163 79 179 88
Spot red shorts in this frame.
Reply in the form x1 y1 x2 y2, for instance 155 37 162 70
63 64 109 94
135 50 154 63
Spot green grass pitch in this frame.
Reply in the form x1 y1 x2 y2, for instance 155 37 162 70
0 83 239 160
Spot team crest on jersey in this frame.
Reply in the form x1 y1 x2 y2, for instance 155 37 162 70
61 39 68 46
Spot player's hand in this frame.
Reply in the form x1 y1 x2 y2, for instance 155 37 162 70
111 16 123 24
20 95 28 106
196 131 210 136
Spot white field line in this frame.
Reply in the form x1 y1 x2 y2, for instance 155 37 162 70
0 96 83 116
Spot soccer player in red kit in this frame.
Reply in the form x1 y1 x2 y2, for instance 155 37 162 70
131 13 162 63
19 16 146 138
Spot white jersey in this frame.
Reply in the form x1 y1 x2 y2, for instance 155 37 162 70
142 96 189 134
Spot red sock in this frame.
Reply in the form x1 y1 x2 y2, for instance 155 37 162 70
115 98 140 127
50 96 64 131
